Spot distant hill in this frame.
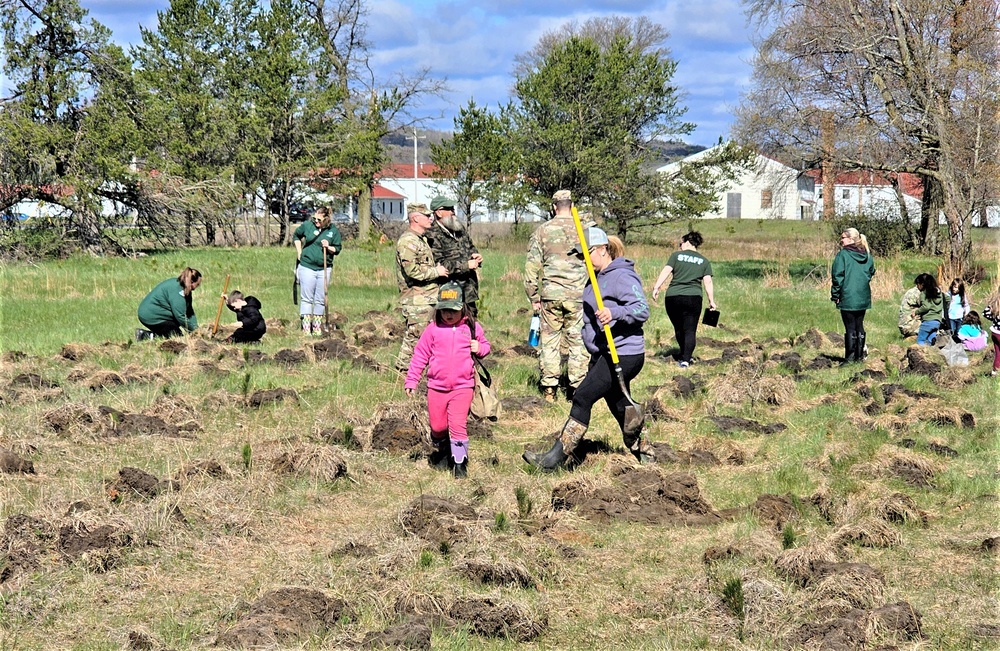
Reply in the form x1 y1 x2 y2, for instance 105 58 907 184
384 130 707 167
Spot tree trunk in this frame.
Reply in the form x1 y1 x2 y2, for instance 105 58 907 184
358 185 372 241
919 174 943 254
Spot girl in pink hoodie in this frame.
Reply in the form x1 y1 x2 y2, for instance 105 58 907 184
405 282 491 478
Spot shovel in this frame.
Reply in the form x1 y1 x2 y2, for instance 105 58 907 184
570 207 645 435
212 274 231 337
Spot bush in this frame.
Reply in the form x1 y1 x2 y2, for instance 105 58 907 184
829 205 916 257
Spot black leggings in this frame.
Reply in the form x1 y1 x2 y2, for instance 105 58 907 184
664 294 702 362
569 352 644 433
840 310 867 339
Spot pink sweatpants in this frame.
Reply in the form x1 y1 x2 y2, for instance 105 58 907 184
427 387 474 443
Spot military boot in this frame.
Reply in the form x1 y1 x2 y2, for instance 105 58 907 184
522 418 587 471
542 387 557 403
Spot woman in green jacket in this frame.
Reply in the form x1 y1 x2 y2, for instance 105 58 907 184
138 267 202 338
914 273 945 346
831 228 875 363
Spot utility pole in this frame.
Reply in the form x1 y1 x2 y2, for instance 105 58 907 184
410 127 425 203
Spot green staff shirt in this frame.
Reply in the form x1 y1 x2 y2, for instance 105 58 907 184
663 250 712 297
294 222 342 271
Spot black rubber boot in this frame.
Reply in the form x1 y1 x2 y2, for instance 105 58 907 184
841 332 857 365
427 439 451 471
855 332 867 362
522 440 567 471
453 460 468 479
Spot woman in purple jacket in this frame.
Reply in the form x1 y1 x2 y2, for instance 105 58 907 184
523 227 653 471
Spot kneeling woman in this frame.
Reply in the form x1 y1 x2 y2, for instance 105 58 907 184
523 227 654 470
138 267 202 338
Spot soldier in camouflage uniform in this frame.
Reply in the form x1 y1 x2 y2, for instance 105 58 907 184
523 190 591 402
395 203 449 373
426 196 483 317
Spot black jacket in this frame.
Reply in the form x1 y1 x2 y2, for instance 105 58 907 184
228 296 266 342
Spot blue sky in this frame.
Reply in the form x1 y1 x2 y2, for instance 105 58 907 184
80 0 753 146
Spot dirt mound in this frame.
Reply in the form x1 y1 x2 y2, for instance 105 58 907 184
905 345 943 376
176 459 231 480
448 597 546 642
58 522 132 559
750 493 797 528
106 467 180 500
352 313 404 348
361 620 431 650
806 355 837 370
216 587 349 648
158 339 187 353
507 343 537 357
86 370 127 390
271 445 347 482
312 337 381 370
870 601 925 641
248 388 299 408
10 373 59 389
271 348 308 366
456 558 535 588
551 468 723 525
0 448 35 474
709 416 787 435
773 351 802 372
671 374 700 398
99 408 183 438
400 495 480 546
371 417 424 453
0 514 57 582
43 403 98 433
980 537 1000 554
794 328 841 349
651 443 721 466
789 611 866 651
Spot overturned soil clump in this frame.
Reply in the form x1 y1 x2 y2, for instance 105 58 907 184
105 467 179 500
400 495 480 546
352 313 404 349
0 448 35 474
216 587 349 648
551 467 724 525
248 388 299 408
360 620 431 650
456 558 536 589
271 445 347 482
750 493 798 529
371 417 424 453
271 348 308 366
448 597 546 642
99 408 185 438
58 522 132 559
312 336 382 371
709 416 787 436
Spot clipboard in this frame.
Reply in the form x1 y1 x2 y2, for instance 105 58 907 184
703 308 720 327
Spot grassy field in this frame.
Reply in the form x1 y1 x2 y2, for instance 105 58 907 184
0 220 997 650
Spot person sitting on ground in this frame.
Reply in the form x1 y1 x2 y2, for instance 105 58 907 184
956 311 987 352
914 273 944 346
137 267 202 339
897 276 923 338
223 290 266 344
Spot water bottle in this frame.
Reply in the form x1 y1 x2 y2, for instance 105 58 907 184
528 314 541 347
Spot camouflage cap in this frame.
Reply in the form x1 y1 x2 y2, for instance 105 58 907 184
430 196 455 211
435 281 464 310
407 202 431 216
552 189 572 202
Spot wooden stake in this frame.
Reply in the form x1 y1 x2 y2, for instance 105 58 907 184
212 274 231 336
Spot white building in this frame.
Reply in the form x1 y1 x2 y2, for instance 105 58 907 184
812 170 923 221
658 146 816 220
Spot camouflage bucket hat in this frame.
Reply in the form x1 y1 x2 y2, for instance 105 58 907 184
435 281 464 310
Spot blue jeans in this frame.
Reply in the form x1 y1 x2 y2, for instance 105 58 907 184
917 320 940 345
